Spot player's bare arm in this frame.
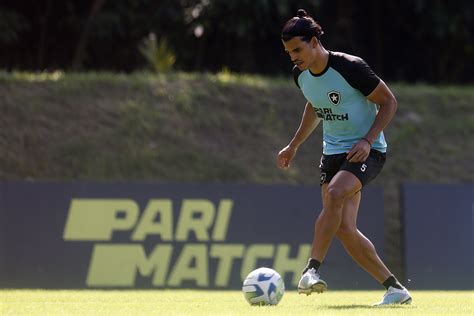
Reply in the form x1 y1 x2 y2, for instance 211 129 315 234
346 81 397 163
277 102 321 169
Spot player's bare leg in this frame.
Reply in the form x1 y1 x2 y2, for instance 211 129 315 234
333 181 411 305
335 190 392 283
311 171 362 261
298 171 360 295
299 170 411 304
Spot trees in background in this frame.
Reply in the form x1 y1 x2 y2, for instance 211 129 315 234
0 0 472 82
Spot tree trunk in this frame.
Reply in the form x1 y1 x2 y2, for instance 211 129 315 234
37 0 52 70
371 0 384 76
72 0 107 70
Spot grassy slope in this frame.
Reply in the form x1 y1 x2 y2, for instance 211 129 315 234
1 290 473 315
1 71 473 183
1 71 473 277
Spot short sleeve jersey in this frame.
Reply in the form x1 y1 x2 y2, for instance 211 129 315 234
293 51 387 155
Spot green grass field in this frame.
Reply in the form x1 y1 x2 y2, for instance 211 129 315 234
1 290 472 315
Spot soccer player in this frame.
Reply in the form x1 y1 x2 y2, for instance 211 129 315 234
276 9 412 306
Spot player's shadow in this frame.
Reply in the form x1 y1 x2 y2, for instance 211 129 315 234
326 305 371 310
327 305 409 310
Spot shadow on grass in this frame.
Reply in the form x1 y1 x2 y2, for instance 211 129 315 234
325 305 370 310
326 304 414 310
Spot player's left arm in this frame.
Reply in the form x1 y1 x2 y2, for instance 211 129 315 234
365 80 397 144
346 80 397 162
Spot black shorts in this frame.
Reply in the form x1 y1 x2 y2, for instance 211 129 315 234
319 149 386 186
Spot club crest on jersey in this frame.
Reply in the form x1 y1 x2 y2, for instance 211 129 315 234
327 91 341 106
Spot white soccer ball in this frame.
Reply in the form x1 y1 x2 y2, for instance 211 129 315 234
242 267 285 305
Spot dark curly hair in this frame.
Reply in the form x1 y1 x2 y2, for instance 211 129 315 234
281 9 324 42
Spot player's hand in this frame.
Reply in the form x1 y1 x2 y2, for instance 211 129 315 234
277 145 298 169
346 139 371 162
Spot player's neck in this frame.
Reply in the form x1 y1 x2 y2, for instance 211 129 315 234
309 46 329 75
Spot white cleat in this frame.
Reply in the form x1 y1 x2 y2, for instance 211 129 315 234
297 268 327 295
373 286 412 306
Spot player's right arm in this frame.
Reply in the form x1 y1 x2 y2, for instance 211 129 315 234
277 102 321 169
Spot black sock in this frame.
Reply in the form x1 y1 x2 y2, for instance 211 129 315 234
302 258 321 275
382 275 403 290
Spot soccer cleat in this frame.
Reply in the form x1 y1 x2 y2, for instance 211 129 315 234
297 268 327 295
373 286 412 306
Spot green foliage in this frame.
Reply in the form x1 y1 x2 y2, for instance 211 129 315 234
139 33 176 73
1 1 472 82
0 9 29 43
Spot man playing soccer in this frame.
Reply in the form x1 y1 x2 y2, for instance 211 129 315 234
276 9 412 306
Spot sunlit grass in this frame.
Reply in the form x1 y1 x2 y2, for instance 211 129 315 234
1 71 472 90
0 70 289 88
2 70 65 82
0 290 472 316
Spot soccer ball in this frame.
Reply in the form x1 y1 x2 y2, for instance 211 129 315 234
242 267 285 305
